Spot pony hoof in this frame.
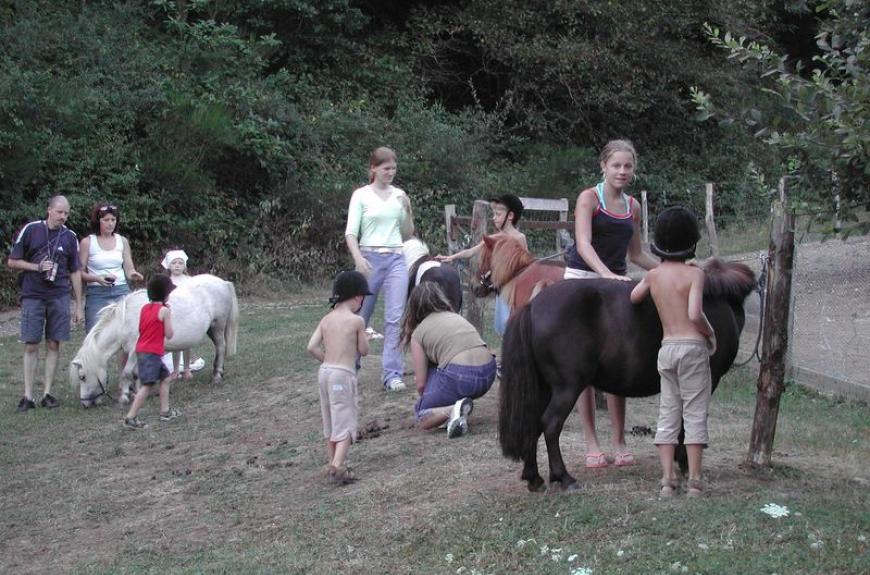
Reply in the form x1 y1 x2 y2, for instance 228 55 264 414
526 479 546 493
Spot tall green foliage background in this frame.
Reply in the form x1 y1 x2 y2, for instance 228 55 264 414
0 0 855 306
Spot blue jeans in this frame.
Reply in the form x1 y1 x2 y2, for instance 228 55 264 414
494 294 510 336
414 358 497 422
359 251 407 386
85 283 131 333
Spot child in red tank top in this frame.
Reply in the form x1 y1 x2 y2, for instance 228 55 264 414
123 275 177 430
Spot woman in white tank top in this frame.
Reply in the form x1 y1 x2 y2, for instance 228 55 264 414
78 203 143 333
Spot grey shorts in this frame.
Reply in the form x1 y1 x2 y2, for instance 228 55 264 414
137 352 170 386
20 296 71 344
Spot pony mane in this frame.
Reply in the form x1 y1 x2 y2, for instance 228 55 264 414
703 259 757 304
74 297 128 366
490 237 535 287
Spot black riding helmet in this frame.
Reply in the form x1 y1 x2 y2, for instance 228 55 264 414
329 270 373 307
651 206 700 261
489 194 524 224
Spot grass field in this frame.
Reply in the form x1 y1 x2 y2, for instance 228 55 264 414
0 289 868 574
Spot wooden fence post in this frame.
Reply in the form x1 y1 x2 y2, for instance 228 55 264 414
705 183 719 257
641 190 649 246
465 200 490 331
746 177 795 467
444 204 458 255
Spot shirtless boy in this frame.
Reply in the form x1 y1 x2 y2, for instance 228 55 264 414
307 270 372 485
630 206 715 497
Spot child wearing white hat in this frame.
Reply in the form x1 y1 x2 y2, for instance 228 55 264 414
160 249 206 378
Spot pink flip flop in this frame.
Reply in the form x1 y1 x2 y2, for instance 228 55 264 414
614 451 635 466
585 452 609 468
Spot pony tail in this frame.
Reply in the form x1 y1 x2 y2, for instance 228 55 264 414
499 304 545 461
703 259 757 305
226 281 239 356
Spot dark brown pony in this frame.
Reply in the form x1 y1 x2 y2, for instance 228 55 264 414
475 235 565 310
498 259 756 492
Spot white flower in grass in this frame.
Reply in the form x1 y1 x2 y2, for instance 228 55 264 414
670 561 688 572
698 543 709 551
616 549 625 558
567 554 578 562
858 535 867 543
539 544 549 556
570 568 593 575
550 548 562 562
445 553 454 564
760 503 790 518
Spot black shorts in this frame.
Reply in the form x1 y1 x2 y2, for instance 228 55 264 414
137 352 170 386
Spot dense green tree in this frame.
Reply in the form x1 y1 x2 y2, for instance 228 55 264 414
692 0 868 233
0 0 835 305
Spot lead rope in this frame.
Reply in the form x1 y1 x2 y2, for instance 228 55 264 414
734 251 769 367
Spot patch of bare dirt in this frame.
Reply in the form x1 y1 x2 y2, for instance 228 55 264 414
730 235 870 390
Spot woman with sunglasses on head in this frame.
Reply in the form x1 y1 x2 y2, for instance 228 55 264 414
79 202 144 333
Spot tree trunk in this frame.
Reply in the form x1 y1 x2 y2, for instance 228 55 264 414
746 177 795 467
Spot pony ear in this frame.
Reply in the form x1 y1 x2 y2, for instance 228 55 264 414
71 359 82 368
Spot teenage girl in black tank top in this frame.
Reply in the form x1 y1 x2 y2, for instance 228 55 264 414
565 140 659 468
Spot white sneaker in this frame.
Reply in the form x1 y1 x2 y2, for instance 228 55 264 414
189 357 206 372
385 378 406 391
366 327 384 340
446 398 473 438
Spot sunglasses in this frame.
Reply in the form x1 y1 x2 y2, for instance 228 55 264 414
98 205 117 213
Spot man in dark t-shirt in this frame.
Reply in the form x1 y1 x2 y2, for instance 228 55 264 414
7 195 83 412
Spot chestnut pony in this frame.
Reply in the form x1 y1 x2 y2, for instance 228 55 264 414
498 259 756 492
475 235 564 311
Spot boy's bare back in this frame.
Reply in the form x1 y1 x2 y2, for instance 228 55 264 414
632 261 712 342
307 305 368 371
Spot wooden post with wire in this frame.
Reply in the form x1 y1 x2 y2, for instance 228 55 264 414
705 183 719 257
746 177 795 467
641 190 649 245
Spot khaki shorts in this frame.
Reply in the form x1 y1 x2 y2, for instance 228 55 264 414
318 364 359 443
654 339 712 446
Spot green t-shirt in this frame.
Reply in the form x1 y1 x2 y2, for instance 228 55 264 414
345 184 408 248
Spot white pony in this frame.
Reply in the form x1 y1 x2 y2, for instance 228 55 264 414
70 274 239 406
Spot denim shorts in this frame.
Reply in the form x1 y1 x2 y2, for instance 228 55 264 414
137 353 170 386
415 357 497 421
20 295 70 344
85 283 130 333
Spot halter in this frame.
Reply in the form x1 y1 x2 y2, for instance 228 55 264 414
79 372 114 404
